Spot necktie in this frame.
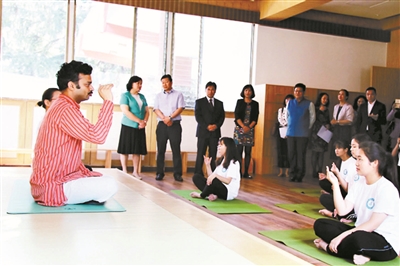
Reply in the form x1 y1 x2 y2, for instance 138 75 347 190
209 98 213 107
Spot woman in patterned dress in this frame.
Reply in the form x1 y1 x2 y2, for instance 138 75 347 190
233 84 259 179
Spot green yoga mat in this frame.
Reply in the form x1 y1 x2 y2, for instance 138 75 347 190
259 229 400 266
275 202 324 220
7 179 126 214
290 188 321 198
171 190 272 214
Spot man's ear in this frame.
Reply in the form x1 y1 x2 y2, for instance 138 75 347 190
67 81 76 90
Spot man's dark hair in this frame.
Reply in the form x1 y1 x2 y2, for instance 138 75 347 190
294 83 306 92
365 86 377 94
205 81 217 90
161 74 172 82
56 60 92 91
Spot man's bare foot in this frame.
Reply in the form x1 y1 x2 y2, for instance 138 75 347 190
320 189 329 194
190 192 201 198
340 218 353 223
353 254 370 265
319 209 334 217
208 194 218 201
314 239 328 251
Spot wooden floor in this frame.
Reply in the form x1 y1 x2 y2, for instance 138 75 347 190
1 166 326 265
138 168 325 265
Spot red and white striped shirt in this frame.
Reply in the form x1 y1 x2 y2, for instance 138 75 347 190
30 95 114 206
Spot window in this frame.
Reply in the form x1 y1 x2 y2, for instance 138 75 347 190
1 0 67 99
200 17 253 111
134 8 167 106
75 1 134 103
172 14 201 108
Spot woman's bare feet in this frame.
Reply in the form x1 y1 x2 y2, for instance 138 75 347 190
353 254 370 265
319 209 334 217
132 172 142 180
208 194 218 201
190 192 201 198
314 239 328 251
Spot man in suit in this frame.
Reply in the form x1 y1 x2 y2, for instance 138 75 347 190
356 87 387 144
194 81 225 175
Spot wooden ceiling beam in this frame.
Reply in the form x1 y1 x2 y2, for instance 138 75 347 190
259 0 331 21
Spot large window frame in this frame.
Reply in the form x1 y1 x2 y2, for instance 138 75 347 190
1 0 254 111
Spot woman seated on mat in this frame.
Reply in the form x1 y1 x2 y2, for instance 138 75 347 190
191 137 241 201
318 140 356 221
318 133 371 223
313 141 399 265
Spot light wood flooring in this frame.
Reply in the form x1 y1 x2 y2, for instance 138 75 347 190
1 166 325 265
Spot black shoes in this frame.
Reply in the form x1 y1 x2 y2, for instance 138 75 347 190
242 174 252 179
289 177 302 182
174 174 183 182
156 173 183 182
155 174 164 181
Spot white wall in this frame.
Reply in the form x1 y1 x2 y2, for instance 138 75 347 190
253 25 387 92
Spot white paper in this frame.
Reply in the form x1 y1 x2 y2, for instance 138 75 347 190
279 127 287 138
317 126 333 143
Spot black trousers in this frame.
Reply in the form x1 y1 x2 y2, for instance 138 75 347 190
287 136 309 181
314 218 397 262
156 121 182 176
192 173 228 200
237 144 252 175
194 136 218 175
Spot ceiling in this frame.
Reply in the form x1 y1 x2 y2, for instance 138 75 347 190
183 0 400 29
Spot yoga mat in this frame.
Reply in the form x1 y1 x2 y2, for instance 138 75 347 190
290 188 321 198
7 179 126 214
171 190 272 214
275 203 324 220
259 229 400 266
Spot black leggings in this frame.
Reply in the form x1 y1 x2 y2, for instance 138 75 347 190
314 218 397 262
192 173 228 200
236 144 252 175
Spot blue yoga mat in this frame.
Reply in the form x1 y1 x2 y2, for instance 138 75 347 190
7 179 126 214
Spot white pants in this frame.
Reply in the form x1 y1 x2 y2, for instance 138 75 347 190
63 175 118 204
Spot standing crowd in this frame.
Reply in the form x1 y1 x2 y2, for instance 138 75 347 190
31 60 399 264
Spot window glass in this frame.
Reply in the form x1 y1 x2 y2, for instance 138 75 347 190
75 0 134 104
201 18 253 111
134 8 167 106
172 14 201 108
1 0 67 100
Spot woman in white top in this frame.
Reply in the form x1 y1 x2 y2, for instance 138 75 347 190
330 89 354 160
191 137 241 201
314 141 399 265
276 94 294 177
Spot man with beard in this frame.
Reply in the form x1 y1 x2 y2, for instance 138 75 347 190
30 60 118 206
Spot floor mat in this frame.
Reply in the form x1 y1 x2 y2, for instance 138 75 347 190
171 189 272 214
290 188 321 197
275 202 324 220
259 228 400 266
7 179 126 214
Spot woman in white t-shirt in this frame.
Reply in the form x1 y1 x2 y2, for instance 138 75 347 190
191 137 241 201
314 141 399 265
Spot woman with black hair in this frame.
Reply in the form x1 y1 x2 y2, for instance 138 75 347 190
351 95 367 136
191 137 241 201
309 92 331 178
314 141 399 265
37 88 61 111
233 84 259 179
276 94 294 177
330 89 354 160
117 76 149 179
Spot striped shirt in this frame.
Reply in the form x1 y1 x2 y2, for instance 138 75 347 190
30 95 114 206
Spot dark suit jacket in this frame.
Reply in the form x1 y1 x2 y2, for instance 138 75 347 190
356 100 387 143
195 97 225 138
